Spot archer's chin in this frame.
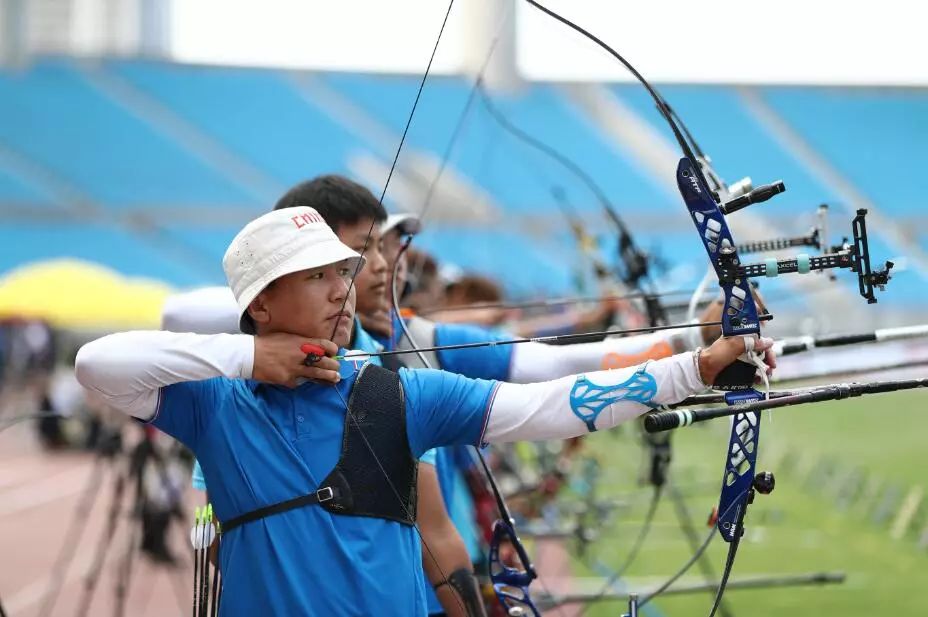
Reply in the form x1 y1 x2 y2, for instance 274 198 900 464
333 322 354 349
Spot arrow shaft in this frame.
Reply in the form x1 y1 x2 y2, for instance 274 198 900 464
339 315 773 361
648 378 928 432
780 324 928 355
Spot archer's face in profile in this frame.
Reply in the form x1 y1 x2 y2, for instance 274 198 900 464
247 262 357 348
336 219 389 316
382 229 409 295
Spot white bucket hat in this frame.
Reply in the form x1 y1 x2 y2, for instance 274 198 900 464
223 206 364 333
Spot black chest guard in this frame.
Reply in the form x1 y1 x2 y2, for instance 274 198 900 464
221 364 418 533
323 363 418 524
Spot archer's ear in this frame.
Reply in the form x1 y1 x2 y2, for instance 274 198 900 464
247 292 272 329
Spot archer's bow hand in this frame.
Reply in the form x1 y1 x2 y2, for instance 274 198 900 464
698 335 776 387
254 334 340 388
699 288 770 346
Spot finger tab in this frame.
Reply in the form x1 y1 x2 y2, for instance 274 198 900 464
301 343 326 356
301 343 326 366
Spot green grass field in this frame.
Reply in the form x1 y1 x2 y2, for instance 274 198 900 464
561 390 927 617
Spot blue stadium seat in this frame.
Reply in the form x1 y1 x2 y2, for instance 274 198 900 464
320 73 670 216
108 60 377 188
761 88 928 217
0 167 55 207
0 59 254 209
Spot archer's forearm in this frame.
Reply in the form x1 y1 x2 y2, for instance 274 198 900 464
417 465 482 617
75 331 253 419
484 351 704 443
421 533 479 617
508 331 690 383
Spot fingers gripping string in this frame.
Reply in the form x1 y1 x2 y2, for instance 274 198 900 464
741 336 771 401
570 367 657 433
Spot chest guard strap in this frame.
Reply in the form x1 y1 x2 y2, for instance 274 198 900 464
221 364 417 533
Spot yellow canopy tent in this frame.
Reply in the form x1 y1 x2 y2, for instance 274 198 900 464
0 259 175 329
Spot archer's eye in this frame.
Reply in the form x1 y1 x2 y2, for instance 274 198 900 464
307 272 325 280
338 267 352 277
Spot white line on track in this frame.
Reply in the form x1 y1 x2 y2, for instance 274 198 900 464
3 553 95 614
0 463 93 518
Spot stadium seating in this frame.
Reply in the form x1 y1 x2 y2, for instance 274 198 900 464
109 60 370 189
0 58 923 307
762 88 928 217
0 166 54 206
320 73 669 216
0 60 253 209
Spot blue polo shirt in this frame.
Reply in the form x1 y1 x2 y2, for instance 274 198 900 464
376 313 512 614
374 312 514 381
434 322 513 381
190 321 441 490
155 357 497 617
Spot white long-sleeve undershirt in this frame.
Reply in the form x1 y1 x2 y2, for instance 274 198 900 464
161 286 240 334
508 331 688 383
485 351 703 443
75 331 704 444
75 331 254 420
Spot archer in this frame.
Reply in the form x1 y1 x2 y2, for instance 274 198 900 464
76 206 773 617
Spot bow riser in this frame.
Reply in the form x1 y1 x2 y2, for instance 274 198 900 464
717 408 762 542
676 157 766 545
676 159 761 339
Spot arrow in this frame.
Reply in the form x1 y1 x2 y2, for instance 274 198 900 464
645 378 928 433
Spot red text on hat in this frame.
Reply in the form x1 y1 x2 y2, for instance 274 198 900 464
292 210 324 229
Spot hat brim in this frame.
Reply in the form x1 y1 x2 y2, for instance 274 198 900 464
236 239 364 333
382 214 421 237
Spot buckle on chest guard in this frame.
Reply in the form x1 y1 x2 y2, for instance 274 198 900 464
316 486 335 502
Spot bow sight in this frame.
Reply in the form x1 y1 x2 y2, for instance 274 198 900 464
693 149 893 305
852 209 894 303
713 208 893 304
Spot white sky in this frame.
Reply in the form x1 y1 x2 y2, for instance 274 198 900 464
170 0 928 85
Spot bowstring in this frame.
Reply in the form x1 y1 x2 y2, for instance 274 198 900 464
322 2 470 614
416 9 510 225
387 5 573 614
329 0 456 343
387 4 595 613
